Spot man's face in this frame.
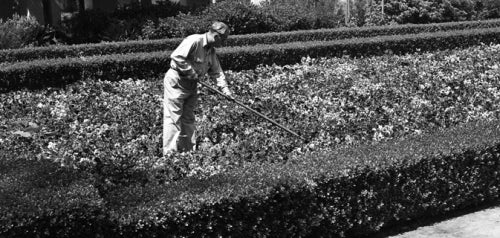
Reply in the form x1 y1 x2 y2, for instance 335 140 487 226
209 31 228 47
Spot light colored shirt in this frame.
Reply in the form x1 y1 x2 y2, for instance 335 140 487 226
170 33 228 89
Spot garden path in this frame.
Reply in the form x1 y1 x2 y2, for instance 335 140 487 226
387 205 500 238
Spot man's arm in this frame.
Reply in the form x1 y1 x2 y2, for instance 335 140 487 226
208 56 232 96
170 37 197 79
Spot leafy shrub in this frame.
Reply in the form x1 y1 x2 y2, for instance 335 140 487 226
141 1 278 39
261 0 342 31
365 1 391 26
0 14 45 49
3 43 500 179
201 0 278 35
2 117 500 237
60 10 111 44
383 0 500 24
3 43 500 236
0 158 108 237
3 27 500 90
106 1 192 41
143 0 342 38
477 0 500 19
112 0 188 20
141 13 207 40
4 19 500 63
133 0 500 40
60 1 190 43
107 119 500 237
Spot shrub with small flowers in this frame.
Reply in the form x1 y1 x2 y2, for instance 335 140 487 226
3 43 500 236
3 44 500 180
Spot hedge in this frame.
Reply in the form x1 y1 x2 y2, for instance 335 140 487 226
3 27 500 92
2 118 499 237
2 19 500 63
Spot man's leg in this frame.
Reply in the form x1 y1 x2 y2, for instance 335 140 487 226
163 75 185 156
178 92 197 152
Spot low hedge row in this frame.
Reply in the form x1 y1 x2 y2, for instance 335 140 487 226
3 27 500 92
1 19 500 63
2 119 499 237
119 119 500 237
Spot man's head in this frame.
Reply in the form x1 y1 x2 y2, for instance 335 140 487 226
207 21 230 47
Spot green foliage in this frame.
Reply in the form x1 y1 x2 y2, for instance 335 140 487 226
141 1 277 39
3 43 500 178
2 117 500 237
137 0 345 40
3 19 500 63
0 143 105 237
202 0 278 35
134 0 500 42
109 119 500 237
140 13 207 40
3 43 500 235
382 0 500 24
62 10 109 44
3 27 500 91
478 0 500 19
261 0 343 30
60 0 189 43
0 14 45 49
365 1 391 26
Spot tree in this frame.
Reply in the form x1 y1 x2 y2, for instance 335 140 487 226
365 0 388 26
479 0 500 19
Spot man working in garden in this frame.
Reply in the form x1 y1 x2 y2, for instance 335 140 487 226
163 21 233 155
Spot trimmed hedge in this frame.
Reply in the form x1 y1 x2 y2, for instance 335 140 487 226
115 120 500 237
2 118 500 237
2 19 500 63
3 27 500 92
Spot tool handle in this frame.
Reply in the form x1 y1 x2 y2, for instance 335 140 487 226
199 81 306 141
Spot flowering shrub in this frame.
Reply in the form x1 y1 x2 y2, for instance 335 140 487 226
3 43 500 237
2 43 500 182
0 14 45 49
142 1 278 39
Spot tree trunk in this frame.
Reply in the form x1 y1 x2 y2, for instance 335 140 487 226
42 0 52 25
77 0 85 12
381 0 384 16
345 0 350 24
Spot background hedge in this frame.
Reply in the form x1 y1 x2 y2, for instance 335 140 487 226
2 27 500 92
2 19 500 63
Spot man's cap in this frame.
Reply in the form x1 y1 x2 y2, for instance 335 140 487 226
211 21 230 36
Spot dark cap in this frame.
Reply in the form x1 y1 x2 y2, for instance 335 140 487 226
210 21 230 36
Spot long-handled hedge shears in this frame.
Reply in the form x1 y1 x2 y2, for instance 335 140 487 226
199 81 308 142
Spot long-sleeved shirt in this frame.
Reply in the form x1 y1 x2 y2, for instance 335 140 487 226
169 33 228 90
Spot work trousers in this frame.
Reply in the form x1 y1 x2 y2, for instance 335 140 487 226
163 70 197 155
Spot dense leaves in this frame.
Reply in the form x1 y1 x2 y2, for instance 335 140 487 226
3 116 500 237
3 19 500 63
3 27 500 91
3 43 500 237
383 0 500 24
2 44 500 180
0 14 47 49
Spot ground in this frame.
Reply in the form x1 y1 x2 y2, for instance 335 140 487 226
365 202 500 238
389 205 500 238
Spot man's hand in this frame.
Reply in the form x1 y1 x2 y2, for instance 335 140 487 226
187 72 199 81
222 87 234 100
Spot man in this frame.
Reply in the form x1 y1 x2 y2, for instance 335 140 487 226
163 21 232 155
